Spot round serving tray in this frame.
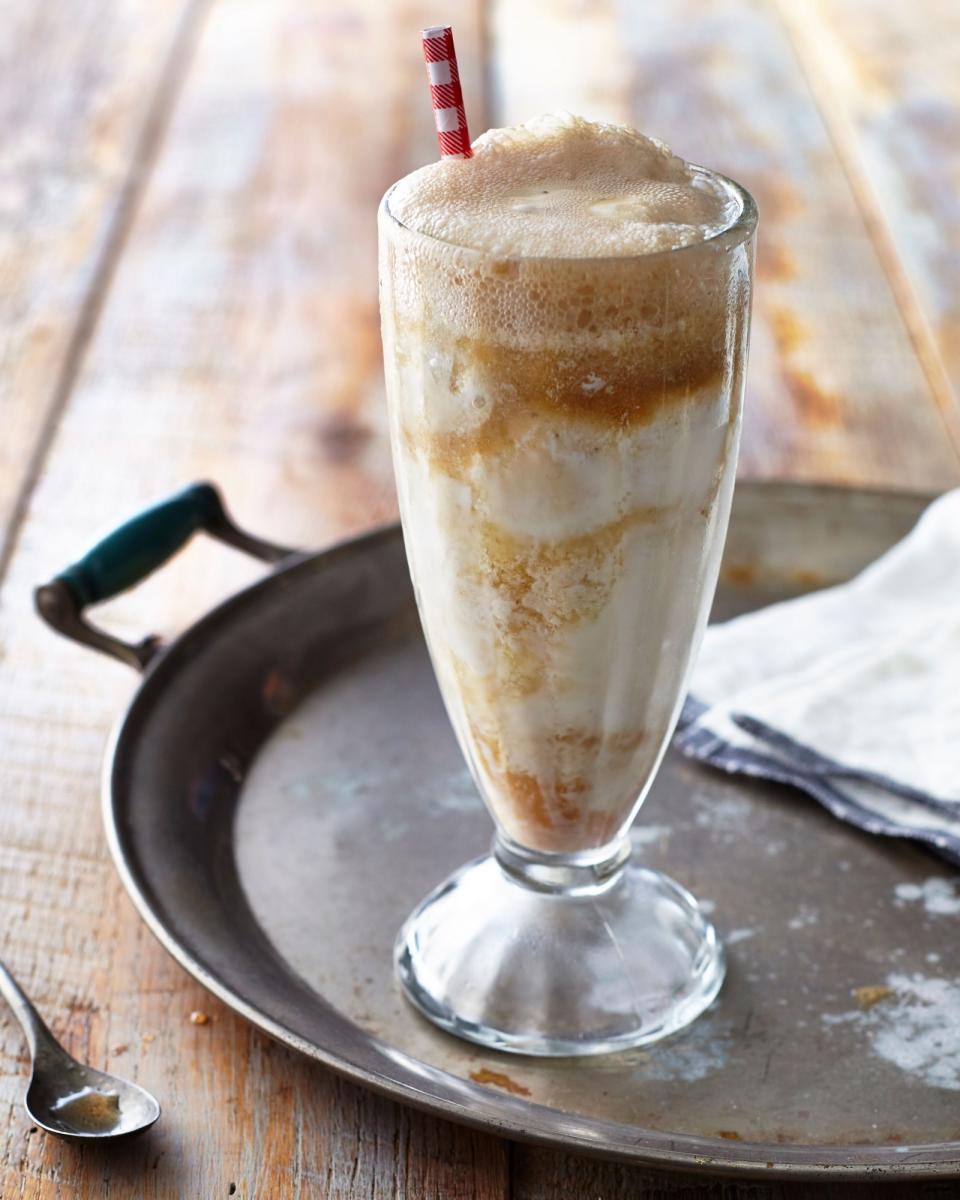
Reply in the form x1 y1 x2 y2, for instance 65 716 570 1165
79 482 960 1180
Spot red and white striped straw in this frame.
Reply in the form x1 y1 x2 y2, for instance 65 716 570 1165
421 25 472 160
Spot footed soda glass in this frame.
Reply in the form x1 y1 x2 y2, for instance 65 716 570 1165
378 170 757 1056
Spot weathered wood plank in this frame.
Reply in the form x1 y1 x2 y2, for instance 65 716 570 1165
0 0 202 571
773 0 960 452
0 1 503 1197
491 0 960 490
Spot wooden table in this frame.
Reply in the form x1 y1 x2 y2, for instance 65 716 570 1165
1 1 958 1195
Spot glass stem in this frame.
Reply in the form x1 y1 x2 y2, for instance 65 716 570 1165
492 833 632 897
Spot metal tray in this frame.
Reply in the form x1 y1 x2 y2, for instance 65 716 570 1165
40 482 960 1180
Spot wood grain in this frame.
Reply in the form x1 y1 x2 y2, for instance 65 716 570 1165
774 0 960 447
0 0 203 576
492 0 960 490
0 1 502 1197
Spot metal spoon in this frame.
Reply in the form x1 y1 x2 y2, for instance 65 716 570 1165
0 959 160 1140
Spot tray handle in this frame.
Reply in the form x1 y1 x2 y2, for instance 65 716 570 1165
34 482 295 671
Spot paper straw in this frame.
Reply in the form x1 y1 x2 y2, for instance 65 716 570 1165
421 26 472 159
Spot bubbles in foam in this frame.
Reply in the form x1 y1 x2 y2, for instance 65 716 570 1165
388 113 740 258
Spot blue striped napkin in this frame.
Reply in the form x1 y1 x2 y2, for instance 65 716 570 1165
676 490 960 863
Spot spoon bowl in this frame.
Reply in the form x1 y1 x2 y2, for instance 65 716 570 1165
26 1056 160 1141
0 959 160 1141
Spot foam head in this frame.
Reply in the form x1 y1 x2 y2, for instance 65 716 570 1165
388 113 741 258
379 114 755 437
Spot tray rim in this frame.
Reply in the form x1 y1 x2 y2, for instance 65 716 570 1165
100 480 960 1181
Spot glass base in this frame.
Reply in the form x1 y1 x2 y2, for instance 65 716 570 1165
394 837 725 1057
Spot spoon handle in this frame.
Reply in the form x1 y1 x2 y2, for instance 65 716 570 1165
0 959 63 1062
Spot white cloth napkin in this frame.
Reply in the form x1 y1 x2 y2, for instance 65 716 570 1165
675 489 960 862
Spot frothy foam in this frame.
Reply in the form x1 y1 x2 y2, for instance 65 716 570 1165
389 113 740 258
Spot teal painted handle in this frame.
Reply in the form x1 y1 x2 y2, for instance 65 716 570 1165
36 482 295 670
57 483 225 607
